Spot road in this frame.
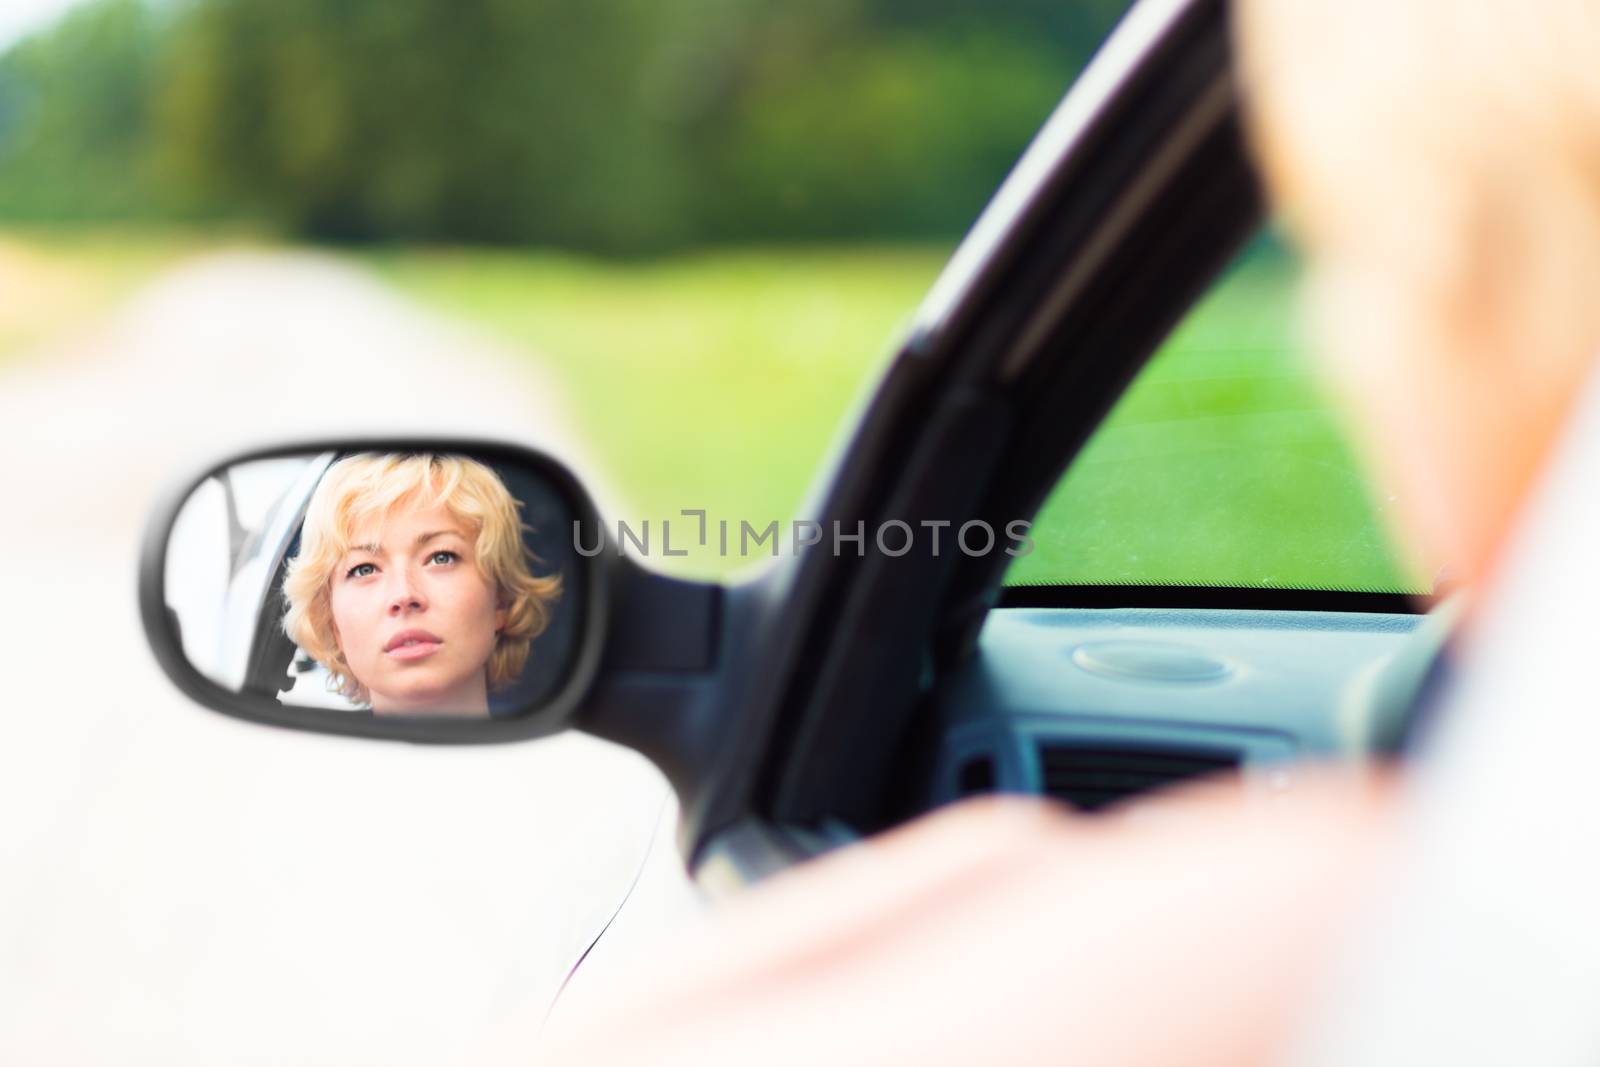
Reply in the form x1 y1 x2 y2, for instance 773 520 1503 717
0 249 685 1066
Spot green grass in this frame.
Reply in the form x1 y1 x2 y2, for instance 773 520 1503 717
1006 247 1420 593
373 240 1417 592
1 225 1415 592
363 245 949 577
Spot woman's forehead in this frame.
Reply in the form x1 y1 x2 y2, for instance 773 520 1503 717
341 497 475 551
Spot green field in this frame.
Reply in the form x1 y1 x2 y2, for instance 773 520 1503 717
363 245 948 576
371 241 1416 592
1008 247 1419 592
2 228 1415 591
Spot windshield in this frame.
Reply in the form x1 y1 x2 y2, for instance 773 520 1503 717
1005 232 1429 596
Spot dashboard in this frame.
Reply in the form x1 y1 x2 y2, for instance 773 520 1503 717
922 606 1451 810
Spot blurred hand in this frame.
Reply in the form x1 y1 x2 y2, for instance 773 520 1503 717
543 770 1397 1067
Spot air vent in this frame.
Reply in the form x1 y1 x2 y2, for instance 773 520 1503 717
1037 743 1240 811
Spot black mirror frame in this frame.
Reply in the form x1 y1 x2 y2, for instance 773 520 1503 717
138 436 613 744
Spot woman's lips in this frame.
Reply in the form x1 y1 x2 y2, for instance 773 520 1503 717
385 630 443 659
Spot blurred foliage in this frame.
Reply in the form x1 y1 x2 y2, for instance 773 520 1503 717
0 0 1129 251
0 0 170 219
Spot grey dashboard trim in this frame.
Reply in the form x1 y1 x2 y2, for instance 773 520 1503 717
926 607 1426 806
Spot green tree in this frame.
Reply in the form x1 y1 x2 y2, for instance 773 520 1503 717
1 0 1132 249
155 0 701 248
697 28 1071 241
0 0 168 219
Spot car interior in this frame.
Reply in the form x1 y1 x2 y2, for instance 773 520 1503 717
688 0 1456 875
906 594 1456 814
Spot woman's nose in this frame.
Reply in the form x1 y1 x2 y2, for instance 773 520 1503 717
386 567 427 614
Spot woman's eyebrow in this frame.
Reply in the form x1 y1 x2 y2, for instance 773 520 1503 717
341 530 463 557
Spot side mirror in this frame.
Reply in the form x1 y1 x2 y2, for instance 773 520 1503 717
139 439 611 743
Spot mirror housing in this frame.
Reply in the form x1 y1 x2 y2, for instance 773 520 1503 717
139 437 612 743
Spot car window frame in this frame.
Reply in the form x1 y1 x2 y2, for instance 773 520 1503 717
751 0 1267 837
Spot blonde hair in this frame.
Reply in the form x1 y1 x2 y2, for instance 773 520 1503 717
282 453 562 704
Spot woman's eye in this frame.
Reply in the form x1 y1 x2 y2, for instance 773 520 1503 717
346 562 377 579
428 550 460 566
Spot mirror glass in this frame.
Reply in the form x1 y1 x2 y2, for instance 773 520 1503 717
163 449 586 719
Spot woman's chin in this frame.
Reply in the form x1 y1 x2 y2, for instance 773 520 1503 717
368 682 490 718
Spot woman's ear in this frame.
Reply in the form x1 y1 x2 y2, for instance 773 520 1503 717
494 599 509 633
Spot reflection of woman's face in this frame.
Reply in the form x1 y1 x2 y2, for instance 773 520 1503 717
328 499 505 716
